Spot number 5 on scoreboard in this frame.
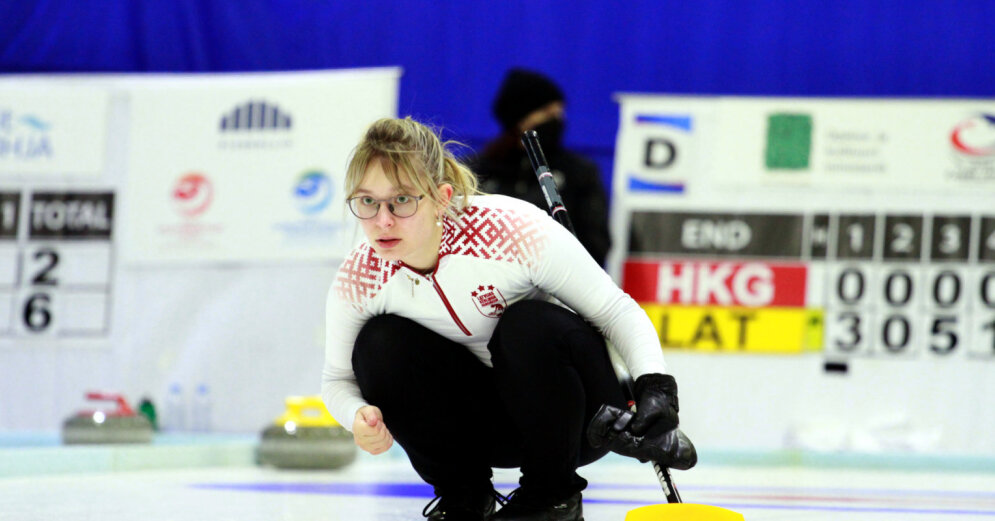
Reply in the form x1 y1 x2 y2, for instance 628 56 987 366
929 315 960 355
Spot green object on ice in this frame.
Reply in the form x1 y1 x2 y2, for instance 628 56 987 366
138 397 158 431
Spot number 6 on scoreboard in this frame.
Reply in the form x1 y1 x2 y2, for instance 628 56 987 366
22 293 53 333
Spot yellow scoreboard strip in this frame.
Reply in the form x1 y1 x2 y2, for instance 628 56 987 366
640 304 825 354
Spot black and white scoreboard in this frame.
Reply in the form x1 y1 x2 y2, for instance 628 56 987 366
622 210 995 361
819 213 995 359
0 191 114 337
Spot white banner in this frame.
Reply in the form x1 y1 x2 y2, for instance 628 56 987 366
1 70 398 433
612 95 995 208
122 68 400 264
0 87 109 177
711 98 995 193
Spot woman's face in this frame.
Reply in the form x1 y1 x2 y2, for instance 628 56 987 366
353 161 451 271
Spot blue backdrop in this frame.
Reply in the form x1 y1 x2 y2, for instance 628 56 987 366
2 0 993 190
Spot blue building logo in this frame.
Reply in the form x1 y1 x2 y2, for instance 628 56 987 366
0 109 53 159
292 170 333 215
219 100 292 131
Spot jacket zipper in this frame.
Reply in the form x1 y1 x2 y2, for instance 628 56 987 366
420 267 472 337
429 274 472 336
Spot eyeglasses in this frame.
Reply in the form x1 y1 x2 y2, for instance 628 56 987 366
347 194 425 219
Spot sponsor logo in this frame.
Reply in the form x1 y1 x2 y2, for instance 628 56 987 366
217 100 293 150
219 100 292 131
0 109 53 160
950 113 995 157
471 284 507 318
292 170 333 215
821 129 888 175
172 173 213 217
628 113 691 193
272 170 344 243
948 113 995 182
764 112 889 176
765 113 812 170
622 260 808 307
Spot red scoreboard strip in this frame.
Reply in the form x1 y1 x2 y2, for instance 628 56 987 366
622 260 808 308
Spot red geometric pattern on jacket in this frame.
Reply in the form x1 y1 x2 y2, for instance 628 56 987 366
334 245 401 311
440 206 547 265
334 205 547 310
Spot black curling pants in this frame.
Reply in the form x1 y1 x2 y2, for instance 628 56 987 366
351 300 627 498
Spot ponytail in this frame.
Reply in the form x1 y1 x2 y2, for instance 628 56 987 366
441 155 479 215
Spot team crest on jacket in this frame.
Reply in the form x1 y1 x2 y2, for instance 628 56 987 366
471 285 507 317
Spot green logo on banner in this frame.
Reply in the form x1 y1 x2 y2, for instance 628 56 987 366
765 113 812 170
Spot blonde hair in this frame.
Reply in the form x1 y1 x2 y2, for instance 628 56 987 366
345 117 480 220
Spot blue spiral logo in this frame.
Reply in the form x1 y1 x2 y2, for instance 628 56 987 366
293 170 333 215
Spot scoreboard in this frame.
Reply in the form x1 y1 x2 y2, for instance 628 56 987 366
0 191 114 338
603 95 995 456
611 95 995 369
621 211 995 361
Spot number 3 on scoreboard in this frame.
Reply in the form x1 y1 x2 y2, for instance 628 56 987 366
829 311 871 355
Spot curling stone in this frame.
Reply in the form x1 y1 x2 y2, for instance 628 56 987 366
256 395 356 469
61 391 154 445
626 503 744 521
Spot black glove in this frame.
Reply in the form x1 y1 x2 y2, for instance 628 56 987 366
628 373 679 436
587 404 697 470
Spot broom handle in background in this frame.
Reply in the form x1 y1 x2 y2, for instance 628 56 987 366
521 130 575 235
521 129 682 504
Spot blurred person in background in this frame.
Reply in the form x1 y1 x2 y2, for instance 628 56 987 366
469 68 611 267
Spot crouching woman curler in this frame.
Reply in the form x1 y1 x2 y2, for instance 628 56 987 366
322 117 682 521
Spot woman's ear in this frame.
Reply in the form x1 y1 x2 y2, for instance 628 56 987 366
438 183 454 206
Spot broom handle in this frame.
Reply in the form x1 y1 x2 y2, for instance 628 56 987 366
522 130 575 235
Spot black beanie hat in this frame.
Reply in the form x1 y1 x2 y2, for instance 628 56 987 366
492 68 565 131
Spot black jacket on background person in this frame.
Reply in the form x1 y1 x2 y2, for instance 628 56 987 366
469 134 612 267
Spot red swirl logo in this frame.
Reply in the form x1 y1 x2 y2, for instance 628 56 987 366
950 114 995 157
172 173 214 217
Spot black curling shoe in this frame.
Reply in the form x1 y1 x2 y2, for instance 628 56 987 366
423 488 501 520
489 489 583 521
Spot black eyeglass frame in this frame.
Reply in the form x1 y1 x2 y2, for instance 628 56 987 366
346 194 425 219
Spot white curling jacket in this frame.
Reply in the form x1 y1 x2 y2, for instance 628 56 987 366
323 195 667 431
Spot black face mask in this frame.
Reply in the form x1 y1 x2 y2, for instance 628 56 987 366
530 117 565 153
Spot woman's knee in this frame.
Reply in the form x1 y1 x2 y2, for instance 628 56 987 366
489 300 574 361
352 314 415 374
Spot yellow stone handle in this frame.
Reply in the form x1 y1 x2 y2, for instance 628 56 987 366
274 396 341 428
